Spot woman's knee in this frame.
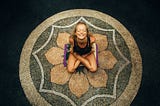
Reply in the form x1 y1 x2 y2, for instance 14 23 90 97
89 66 97 72
67 67 75 73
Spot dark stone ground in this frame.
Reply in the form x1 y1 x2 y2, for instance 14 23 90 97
1 0 160 105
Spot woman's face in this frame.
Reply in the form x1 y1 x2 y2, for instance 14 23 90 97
75 24 87 40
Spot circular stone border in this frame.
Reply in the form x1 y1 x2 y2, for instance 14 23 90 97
19 9 142 106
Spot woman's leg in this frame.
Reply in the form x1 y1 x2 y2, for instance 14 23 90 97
67 53 81 73
85 53 97 72
73 53 97 72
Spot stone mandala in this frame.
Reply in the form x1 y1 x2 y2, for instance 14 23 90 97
19 9 142 106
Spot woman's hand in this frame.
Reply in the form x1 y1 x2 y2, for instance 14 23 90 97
70 48 73 54
82 53 89 58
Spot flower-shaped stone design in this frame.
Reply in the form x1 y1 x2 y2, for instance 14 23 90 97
45 32 117 98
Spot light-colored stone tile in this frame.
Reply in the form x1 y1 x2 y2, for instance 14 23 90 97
93 34 108 52
45 47 64 65
69 73 89 98
51 64 71 84
86 68 108 88
98 50 117 69
57 32 70 48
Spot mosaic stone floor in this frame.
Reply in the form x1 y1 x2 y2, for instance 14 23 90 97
19 9 142 106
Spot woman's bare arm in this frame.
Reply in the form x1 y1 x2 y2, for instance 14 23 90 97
69 37 74 53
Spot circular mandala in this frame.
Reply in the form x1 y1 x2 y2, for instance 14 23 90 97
19 9 142 106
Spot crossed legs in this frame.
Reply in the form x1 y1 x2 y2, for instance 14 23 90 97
67 52 97 73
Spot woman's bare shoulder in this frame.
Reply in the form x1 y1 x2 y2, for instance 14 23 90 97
69 36 74 45
90 35 96 43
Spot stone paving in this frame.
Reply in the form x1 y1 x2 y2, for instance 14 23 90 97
19 9 142 106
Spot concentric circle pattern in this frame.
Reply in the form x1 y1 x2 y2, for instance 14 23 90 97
19 9 142 106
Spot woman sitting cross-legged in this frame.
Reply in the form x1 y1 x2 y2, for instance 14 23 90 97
67 22 97 73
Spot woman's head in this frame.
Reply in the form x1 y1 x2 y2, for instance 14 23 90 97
73 22 89 40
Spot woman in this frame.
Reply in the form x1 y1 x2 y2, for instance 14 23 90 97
67 22 97 73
